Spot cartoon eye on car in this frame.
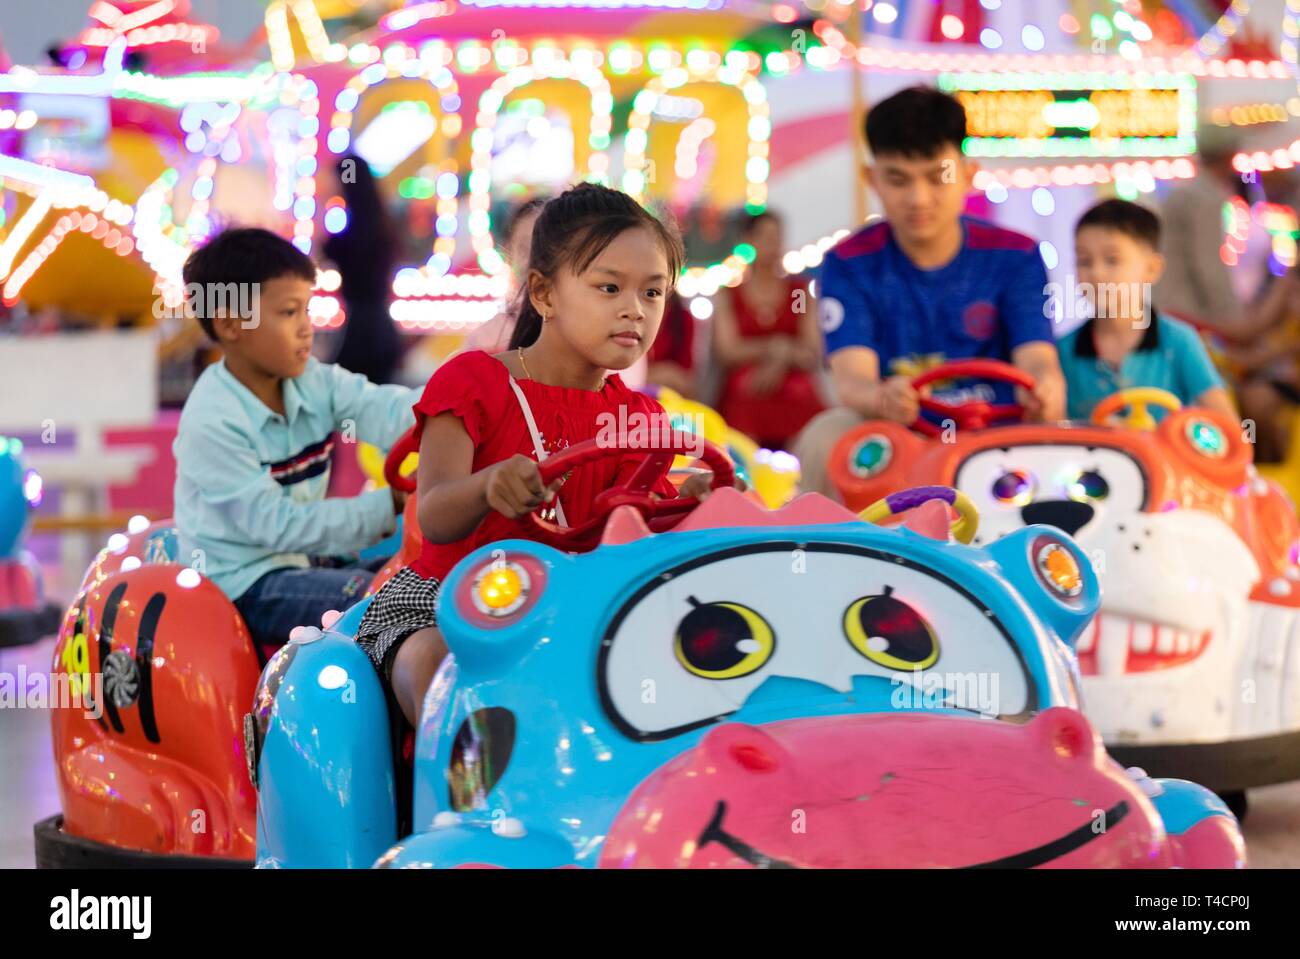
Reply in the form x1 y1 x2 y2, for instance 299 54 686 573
830 361 1300 817
247 435 1244 868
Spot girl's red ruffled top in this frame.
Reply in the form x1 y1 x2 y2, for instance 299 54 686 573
409 350 678 581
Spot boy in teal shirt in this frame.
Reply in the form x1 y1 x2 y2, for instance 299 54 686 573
173 228 416 655
1058 199 1233 421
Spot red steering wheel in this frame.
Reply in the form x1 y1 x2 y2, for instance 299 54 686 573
530 435 735 551
910 359 1035 437
384 427 420 493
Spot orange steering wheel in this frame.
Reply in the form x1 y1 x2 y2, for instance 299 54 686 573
1089 388 1182 431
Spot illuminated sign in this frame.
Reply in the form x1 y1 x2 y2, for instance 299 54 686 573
938 72 1197 158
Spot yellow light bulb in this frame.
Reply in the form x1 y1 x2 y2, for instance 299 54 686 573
478 567 522 611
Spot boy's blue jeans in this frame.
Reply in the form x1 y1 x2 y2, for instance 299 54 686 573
234 559 383 659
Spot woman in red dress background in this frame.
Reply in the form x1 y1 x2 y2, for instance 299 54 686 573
713 211 826 450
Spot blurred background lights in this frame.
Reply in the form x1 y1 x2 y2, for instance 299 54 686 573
873 3 898 24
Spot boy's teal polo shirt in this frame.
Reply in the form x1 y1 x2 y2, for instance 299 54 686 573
1057 312 1225 421
173 357 417 601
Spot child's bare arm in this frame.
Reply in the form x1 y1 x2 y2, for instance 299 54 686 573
415 413 492 544
415 414 560 543
1194 387 1237 420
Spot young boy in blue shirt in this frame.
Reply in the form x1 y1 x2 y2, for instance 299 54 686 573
1059 199 1233 421
172 228 416 655
796 85 1066 496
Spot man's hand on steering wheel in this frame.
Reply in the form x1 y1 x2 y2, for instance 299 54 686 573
1017 368 1066 423
875 375 921 424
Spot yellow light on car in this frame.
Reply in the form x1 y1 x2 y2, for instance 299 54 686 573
480 567 522 609
1037 542 1083 598
472 561 532 617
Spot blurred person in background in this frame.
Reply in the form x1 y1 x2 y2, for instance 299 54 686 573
1155 127 1257 330
712 210 825 450
462 197 548 354
323 153 403 384
645 291 698 398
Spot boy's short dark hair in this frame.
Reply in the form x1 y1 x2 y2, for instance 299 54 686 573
1075 199 1161 250
181 227 316 340
865 85 967 159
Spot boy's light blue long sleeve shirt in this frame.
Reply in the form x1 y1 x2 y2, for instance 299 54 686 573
173 357 417 600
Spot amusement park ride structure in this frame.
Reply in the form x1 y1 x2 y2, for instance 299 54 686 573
0 0 1298 336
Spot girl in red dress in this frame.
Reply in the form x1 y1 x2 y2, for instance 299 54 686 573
714 211 826 450
355 184 713 728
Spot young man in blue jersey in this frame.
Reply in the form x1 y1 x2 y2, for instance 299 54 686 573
795 85 1066 496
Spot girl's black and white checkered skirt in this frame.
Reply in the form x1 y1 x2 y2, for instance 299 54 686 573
355 566 441 678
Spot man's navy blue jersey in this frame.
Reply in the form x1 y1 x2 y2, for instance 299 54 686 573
817 216 1053 408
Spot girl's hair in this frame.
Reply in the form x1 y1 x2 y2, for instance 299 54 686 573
508 183 685 349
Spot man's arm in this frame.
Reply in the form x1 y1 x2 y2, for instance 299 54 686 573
828 346 880 416
828 347 920 423
1011 340 1066 422
1000 246 1065 422
819 248 911 418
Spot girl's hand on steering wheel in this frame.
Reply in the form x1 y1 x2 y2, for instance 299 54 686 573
486 454 563 519
675 472 716 501
674 470 748 502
